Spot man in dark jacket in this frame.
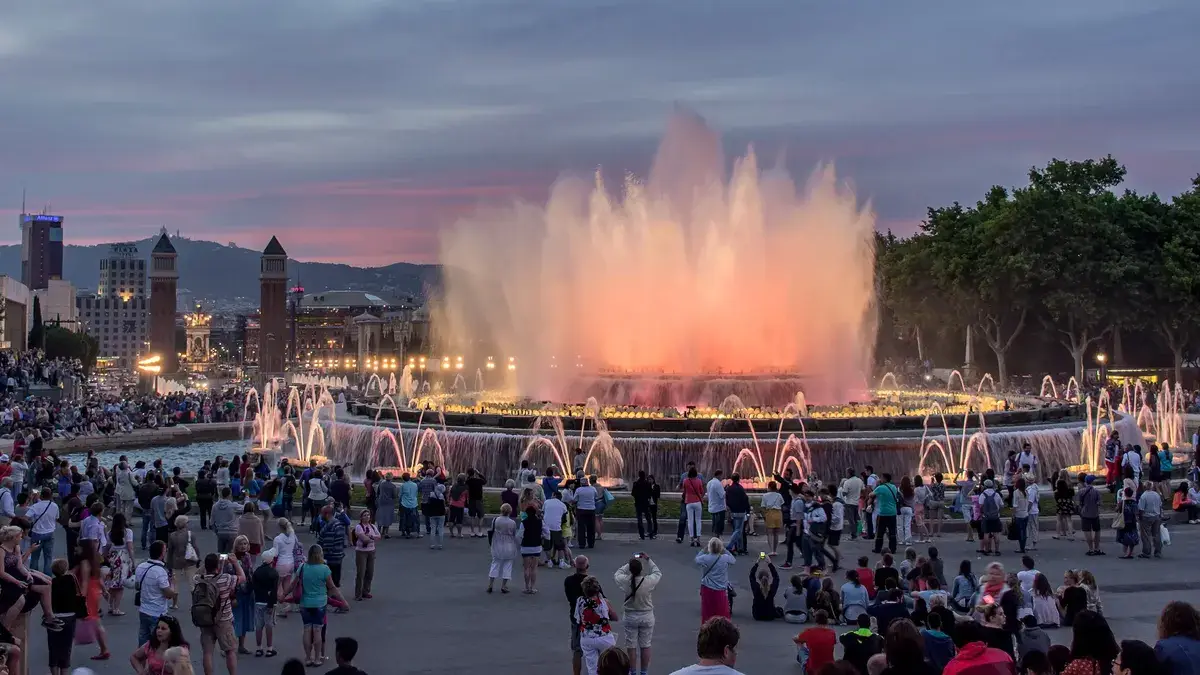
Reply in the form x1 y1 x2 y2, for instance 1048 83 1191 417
194 470 217 530
840 613 884 675
725 474 752 554
136 476 161 550
630 471 655 540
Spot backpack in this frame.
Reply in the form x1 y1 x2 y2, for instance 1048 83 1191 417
191 575 223 628
981 491 1000 519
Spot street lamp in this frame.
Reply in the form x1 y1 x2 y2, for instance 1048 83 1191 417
1096 353 1108 383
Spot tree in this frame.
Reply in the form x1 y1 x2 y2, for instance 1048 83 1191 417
878 232 945 364
44 325 99 373
1148 176 1200 385
28 296 44 351
1024 157 1134 384
923 189 1033 388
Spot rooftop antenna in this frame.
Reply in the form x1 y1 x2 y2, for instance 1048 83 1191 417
20 188 26 216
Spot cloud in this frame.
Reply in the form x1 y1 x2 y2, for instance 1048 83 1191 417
0 0 1197 264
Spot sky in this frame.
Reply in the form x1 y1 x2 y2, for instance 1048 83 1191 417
1 1 1197 266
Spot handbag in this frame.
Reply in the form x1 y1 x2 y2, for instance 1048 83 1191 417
286 564 306 604
1110 514 1123 530
1006 520 1020 541
184 532 199 563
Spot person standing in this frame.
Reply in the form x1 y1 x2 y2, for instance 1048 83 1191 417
565 556 598 675
574 576 618 675
979 480 1004 556
706 470 727 539
487 503 519 594
615 554 662 675
631 472 658 540
133 540 176 647
725 474 750 555
150 485 171 545
352 510 380 601
1137 481 1163 559
398 472 419 538
466 468 487 538
113 461 138 521
194 470 216 531
192 552 243 675
317 504 351 587
872 474 900 554
25 487 60 574
676 462 702 544
250 548 279 657
374 473 398 538
695 538 735 623
1077 474 1104 556
574 477 598 550
211 488 240 555
841 468 864 540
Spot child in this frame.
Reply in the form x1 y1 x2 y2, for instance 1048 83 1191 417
47 559 78 675
794 609 837 675
252 548 280 657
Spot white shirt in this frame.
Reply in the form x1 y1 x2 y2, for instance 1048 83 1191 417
133 560 171 617
543 498 567 532
669 664 745 675
866 474 879 489
0 489 13 518
8 461 27 488
830 500 845 531
1026 483 1040 515
25 500 59 536
706 478 727 513
273 532 298 567
841 476 864 502
760 492 784 512
307 478 328 501
1123 451 1142 473
1017 451 1038 474
1017 568 1039 595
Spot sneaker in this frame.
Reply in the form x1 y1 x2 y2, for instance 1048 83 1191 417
545 560 554 567
779 563 793 570
559 561 571 569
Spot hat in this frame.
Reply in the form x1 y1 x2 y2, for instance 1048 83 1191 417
983 479 994 488
1085 474 1096 484
0 455 9 463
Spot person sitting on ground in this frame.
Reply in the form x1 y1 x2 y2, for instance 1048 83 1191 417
840 613 885 675
944 621 1015 675
794 609 837 675
749 557 781 621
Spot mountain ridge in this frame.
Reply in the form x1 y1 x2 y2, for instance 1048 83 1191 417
0 236 442 302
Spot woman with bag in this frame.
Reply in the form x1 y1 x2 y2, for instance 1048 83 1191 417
166 515 198 611
271 519 300 619
486 503 519 594
103 513 135 615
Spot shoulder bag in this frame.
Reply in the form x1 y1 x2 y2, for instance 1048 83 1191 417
184 531 199 563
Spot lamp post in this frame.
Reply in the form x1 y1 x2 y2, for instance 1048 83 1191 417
1096 352 1108 383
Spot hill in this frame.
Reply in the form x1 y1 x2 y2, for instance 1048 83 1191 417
0 236 441 302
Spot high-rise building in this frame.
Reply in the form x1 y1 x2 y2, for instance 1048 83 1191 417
258 236 288 375
19 212 64 291
149 232 179 373
76 242 149 367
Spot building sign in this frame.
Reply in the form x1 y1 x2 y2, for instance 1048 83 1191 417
21 215 63 224
108 243 140 258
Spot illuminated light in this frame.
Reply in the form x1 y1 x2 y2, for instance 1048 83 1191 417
1096 353 1108 365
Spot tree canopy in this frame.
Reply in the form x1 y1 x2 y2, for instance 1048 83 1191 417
878 158 1200 386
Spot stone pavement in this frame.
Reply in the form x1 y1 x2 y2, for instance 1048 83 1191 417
21 516 1200 675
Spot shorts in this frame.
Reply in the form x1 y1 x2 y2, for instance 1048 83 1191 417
299 606 326 626
1080 516 1101 533
468 500 484 519
827 529 842 547
520 546 542 557
764 510 783 530
622 610 655 648
449 507 465 525
550 530 566 551
984 518 1003 534
570 620 582 654
254 602 275 630
200 620 236 652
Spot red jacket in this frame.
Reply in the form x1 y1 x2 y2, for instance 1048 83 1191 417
944 642 1015 675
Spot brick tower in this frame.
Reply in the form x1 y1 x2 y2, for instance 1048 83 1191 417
148 231 179 372
258 236 289 375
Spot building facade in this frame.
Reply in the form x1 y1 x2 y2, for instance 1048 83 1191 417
76 243 149 367
0 276 30 351
19 213 64 291
29 279 80 333
258 236 289 375
149 232 179 372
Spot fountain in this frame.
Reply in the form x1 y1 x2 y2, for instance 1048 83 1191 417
436 110 877 408
241 379 337 467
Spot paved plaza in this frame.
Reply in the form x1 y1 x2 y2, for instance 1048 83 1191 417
21 516 1200 675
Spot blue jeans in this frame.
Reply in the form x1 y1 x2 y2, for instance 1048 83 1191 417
141 512 154 550
138 611 158 647
30 531 54 575
429 516 445 547
728 513 746 552
1015 516 1029 552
